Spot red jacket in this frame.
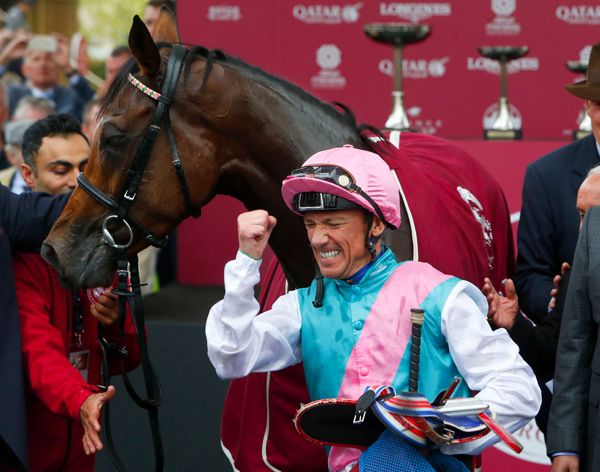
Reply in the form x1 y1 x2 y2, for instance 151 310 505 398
13 253 140 472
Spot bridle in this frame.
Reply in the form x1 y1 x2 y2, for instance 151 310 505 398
75 45 199 472
77 43 200 251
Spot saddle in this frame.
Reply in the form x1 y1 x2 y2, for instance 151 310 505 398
294 379 523 454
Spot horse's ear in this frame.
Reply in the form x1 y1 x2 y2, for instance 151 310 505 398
129 15 161 77
152 6 181 43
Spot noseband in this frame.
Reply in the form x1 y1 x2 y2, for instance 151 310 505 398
77 44 200 250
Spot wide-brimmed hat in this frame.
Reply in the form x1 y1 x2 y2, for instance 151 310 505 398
566 43 600 101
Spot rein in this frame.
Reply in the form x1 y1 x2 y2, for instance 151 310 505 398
98 253 163 472
78 44 199 472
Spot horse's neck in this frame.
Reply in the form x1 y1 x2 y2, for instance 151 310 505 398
219 154 314 288
215 83 361 287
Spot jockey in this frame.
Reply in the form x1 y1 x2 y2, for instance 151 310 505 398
206 145 540 472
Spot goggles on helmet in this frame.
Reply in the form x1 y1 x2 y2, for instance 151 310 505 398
292 192 361 212
288 164 387 224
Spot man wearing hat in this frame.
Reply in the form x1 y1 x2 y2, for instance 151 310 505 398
0 119 34 193
513 43 600 325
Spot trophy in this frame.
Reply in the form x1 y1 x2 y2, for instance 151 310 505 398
364 23 430 131
566 59 592 140
479 46 528 140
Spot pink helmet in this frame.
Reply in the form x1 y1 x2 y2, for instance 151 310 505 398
281 145 401 228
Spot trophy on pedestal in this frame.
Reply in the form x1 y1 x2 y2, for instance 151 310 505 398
364 23 430 131
479 46 528 140
566 59 592 140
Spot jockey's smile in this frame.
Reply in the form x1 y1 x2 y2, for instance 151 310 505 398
304 209 384 280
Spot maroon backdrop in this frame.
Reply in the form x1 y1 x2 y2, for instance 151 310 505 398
173 1 592 469
178 0 596 140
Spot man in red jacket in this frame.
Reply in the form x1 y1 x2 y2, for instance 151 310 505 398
14 114 140 471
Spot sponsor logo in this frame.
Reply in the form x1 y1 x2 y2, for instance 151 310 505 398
491 0 516 16
317 44 341 69
466 56 539 74
457 186 495 270
86 286 108 305
207 5 242 21
379 57 449 79
556 4 600 24
406 106 443 135
379 2 451 22
311 44 346 89
482 101 522 130
485 0 521 35
495 420 550 465
292 3 362 24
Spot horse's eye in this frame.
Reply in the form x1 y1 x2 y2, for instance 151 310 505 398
100 133 127 150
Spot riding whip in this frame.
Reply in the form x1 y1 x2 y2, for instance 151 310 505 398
409 308 425 393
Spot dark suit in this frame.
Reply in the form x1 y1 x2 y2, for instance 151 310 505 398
0 185 67 471
547 205 600 470
514 134 599 323
7 78 93 122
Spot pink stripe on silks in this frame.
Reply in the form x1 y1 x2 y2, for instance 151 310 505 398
329 261 451 472
338 261 451 397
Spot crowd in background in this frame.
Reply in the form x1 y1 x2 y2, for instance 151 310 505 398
0 1 176 471
0 0 175 292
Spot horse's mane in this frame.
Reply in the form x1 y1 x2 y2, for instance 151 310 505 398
100 43 391 158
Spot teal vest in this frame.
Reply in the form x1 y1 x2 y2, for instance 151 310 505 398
298 249 470 403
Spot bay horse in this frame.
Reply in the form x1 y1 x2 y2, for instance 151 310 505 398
42 10 514 471
42 13 513 291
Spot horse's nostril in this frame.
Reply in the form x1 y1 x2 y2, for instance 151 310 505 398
41 243 59 270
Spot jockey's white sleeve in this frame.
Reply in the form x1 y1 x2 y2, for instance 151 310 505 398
440 280 542 456
206 251 302 379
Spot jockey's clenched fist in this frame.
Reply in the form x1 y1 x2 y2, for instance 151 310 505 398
237 210 277 260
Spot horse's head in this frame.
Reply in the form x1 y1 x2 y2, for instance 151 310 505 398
44 7 367 289
43 10 228 288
